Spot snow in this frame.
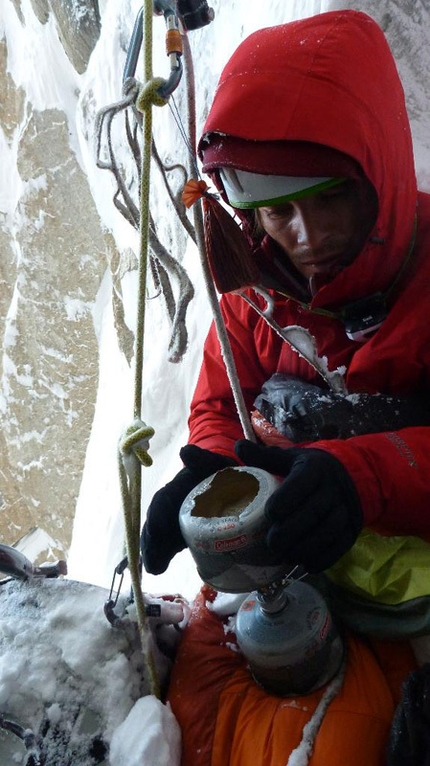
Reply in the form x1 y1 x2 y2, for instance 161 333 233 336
0 574 185 764
1 0 430 763
285 660 346 766
109 697 181 766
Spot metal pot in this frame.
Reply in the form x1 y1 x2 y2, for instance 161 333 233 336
179 466 287 592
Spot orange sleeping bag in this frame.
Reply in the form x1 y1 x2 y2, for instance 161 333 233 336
168 585 417 766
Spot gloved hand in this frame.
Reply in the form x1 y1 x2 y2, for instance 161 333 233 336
141 445 237 575
235 439 363 573
253 373 430 443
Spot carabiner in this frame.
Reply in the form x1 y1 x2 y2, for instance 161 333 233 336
104 556 163 628
123 7 144 83
240 288 347 394
123 4 183 100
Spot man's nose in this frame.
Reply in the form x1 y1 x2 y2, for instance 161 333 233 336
292 208 330 250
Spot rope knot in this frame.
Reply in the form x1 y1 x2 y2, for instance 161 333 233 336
137 78 169 110
120 419 155 467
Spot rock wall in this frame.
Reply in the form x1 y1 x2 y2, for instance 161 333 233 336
0 1 107 560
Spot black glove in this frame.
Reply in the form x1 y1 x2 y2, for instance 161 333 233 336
234 439 363 573
254 373 430 443
387 664 430 766
141 445 237 574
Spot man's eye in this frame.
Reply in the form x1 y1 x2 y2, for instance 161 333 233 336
261 205 293 220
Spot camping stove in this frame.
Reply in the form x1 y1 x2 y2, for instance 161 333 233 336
179 465 344 696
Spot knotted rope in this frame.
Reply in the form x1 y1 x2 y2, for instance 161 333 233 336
117 0 174 701
115 4 256 698
137 77 169 109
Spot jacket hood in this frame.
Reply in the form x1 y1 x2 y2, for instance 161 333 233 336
198 10 417 309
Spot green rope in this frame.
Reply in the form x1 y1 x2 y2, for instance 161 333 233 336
117 0 171 701
134 0 154 421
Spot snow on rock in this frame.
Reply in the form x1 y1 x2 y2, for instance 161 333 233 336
109 696 181 766
48 0 101 74
0 0 108 557
0 576 164 764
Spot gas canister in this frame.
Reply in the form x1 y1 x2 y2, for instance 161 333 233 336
235 580 344 696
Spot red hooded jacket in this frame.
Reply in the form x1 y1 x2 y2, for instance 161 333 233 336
167 14 428 766
189 10 430 538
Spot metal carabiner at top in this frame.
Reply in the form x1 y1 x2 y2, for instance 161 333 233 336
123 3 183 99
123 2 215 96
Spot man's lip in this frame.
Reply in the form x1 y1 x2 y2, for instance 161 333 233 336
299 258 344 273
300 253 344 267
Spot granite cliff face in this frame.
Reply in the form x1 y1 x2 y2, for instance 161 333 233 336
0 0 190 567
14 0 100 72
0 1 107 559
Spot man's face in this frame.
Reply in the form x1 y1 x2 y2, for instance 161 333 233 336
257 179 378 282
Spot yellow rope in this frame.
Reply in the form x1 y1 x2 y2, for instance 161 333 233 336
137 77 169 110
117 0 171 701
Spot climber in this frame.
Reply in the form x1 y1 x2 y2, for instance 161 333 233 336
142 10 430 766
